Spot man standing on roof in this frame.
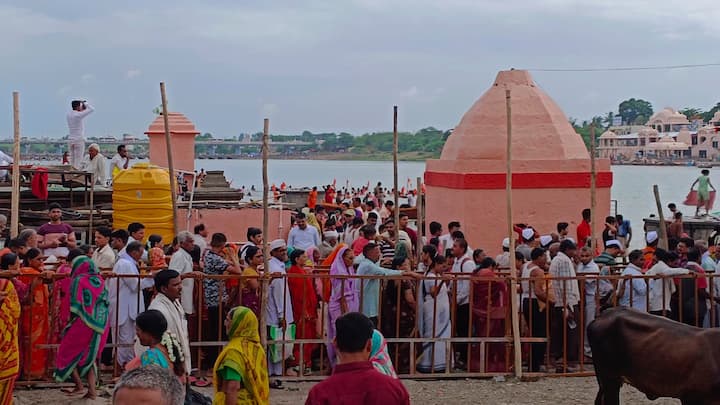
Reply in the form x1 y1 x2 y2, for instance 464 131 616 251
66 100 94 169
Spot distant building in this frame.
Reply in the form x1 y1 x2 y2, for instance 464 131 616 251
597 108 720 161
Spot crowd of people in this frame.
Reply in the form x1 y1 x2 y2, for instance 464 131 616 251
1 185 720 404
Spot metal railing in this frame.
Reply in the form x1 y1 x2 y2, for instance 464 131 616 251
5 267 719 384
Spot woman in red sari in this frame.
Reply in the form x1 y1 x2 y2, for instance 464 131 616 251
287 249 318 374
19 248 52 380
470 257 508 373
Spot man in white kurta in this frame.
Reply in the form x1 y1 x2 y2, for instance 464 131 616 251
106 242 155 366
266 239 294 377
148 269 192 375
80 143 107 186
168 231 196 316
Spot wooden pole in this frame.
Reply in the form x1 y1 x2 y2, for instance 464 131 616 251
10 92 20 238
260 118 270 346
416 176 424 264
505 89 522 378
393 106 400 240
653 185 669 250
160 82 179 234
590 124 597 251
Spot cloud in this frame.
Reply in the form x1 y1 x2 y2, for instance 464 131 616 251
126 69 141 79
80 74 95 85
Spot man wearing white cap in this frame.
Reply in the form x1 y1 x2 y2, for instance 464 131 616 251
539 235 553 249
266 239 294 381
320 230 339 258
516 228 535 261
642 231 659 270
594 239 623 269
495 237 511 269
80 143 107 186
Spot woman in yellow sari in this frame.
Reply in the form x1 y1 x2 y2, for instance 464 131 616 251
212 306 269 405
0 274 21 404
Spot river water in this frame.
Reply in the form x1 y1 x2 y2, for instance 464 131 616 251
195 159 704 249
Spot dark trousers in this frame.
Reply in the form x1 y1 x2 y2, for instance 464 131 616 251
454 303 470 364
202 306 225 370
550 305 579 365
523 298 547 372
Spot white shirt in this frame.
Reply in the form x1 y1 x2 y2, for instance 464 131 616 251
617 264 647 312
288 225 320 251
107 252 154 326
549 252 580 307
110 153 129 174
407 194 416 207
92 244 116 270
451 251 475 305
266 256 294 326
496 252 510 269
193 234 208 256
168 248 195 314
646 261 689 312
67 104 94 140
81 152 107 186
439 234 453 254
344 226 361 246
148 293 192 374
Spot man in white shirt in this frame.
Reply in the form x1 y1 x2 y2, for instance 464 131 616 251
450 238 475 369
549 239 580 368
288 212 320 251
617 249 648 312
110 144 130 180
106 241 155 367
148 270 192 375
439 221 461 256
168 231 196 316
92 226 116 270
67 100 94 169
81 143 107 186
646 248 689 317
266 239 294 380
496 238 511 269
193 223 209 256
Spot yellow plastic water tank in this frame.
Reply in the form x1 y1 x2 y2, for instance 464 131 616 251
112 163 175 244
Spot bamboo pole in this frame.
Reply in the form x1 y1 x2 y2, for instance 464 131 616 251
416 176 423 264
260 118 270 346
160 82 179 234
505 89 522 378
590 124 597 251
10 92 20 238
653 185 669 250
393 106 400 239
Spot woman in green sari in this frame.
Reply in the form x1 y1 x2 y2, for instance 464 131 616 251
212 306 269 405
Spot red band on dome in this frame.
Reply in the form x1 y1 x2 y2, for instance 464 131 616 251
424 171 613 189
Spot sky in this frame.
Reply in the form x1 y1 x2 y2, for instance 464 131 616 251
1 0 719 138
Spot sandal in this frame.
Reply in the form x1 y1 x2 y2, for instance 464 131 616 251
191 377 211 388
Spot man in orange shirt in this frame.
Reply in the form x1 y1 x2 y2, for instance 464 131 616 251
308 186 318 209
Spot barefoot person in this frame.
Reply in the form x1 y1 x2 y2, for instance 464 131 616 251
54 256 110 400
66 100 94 169
690 169 716 216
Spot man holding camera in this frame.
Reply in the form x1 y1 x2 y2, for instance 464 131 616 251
67 99 94 169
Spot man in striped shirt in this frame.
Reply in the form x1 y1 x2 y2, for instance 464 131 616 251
549 239 580 369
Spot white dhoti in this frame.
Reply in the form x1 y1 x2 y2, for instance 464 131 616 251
111 319 137 366
68 139 84 169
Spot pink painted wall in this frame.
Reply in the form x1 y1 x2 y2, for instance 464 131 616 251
425 69 613 253
145 112 199 174
178 207 292 243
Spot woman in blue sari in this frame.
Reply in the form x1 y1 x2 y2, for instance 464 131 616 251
129 309 186 381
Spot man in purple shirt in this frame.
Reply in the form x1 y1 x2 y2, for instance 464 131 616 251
305 312 410 405
37 202 76 257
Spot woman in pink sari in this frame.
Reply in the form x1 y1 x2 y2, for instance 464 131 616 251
327 246 359 367
54 256 109 400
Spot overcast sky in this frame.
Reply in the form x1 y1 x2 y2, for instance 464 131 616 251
1 0 719 138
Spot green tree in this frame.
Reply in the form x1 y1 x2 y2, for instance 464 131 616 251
618 98 653 125
680 107 704 120
603 112 615 127
702 102 720 122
